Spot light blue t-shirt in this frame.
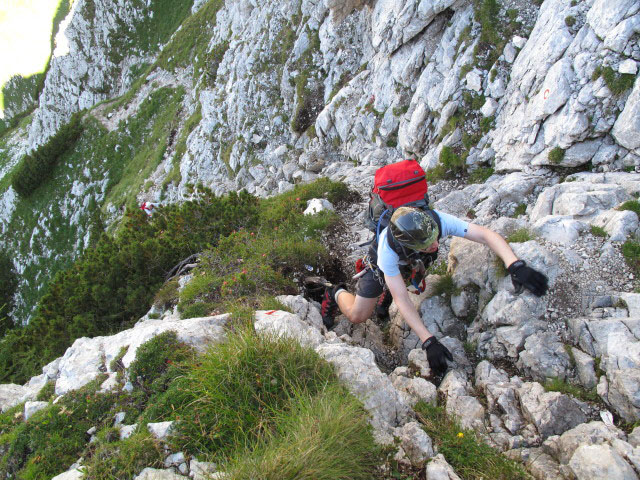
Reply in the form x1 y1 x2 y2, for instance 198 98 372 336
377 210 469 277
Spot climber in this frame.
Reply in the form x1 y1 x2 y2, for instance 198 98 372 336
315 206 548 376
140 201 159 217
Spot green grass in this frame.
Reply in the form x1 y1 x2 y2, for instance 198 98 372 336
619 200 640 216
513 203 527 217
165 328 342 458
155 0 225 73
415 402 528 479
225 385 380 480
468 167 494 184
506 228 533 243
593 66 636 96
433 274 460 298
590 225 608 238
622 240 640 275
543 377 600 403
426 146 466 182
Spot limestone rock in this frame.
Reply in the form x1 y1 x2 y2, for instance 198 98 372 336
518 382 587 439
0 384 34 413
395 421 435 468
254 310 324 349
133 468 185 480
613 78 640 151
425 453 462 480
275 295 324 331
315 342 411 443
568 444 638 480
24 401 49 421
516 332 572 382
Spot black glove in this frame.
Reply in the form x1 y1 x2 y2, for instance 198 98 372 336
508 260 548 297
422 336 453 376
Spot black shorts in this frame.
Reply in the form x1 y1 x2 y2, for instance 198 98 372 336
355 268 385 298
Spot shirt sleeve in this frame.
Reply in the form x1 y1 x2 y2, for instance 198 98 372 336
377 228 401 276
433 209 470 238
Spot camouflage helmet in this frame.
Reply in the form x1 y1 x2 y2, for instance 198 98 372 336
389 207 439 250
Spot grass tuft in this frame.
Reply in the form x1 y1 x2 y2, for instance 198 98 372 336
543 377 600 403
619 200 640 216
415 402 528 479
224 386 380 480
590 225 608 238
548 147 565 165
506 228 533 243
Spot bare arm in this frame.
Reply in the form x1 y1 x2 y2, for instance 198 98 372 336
463 223 518 268
385 273 433 342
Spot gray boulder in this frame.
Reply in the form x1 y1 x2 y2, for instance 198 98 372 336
425 454 462 480
568 444 638 480
394 421 435 468
518 382 587 439
516 332 573 382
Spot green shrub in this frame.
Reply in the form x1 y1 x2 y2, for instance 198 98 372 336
0 250 17 335
415 402 528 479
590 225 608 238
0 189 259 384
128 331 193 395
225 386 380 480
506 228 533 243
619 200 640 216
548 147 565 164
35 381 56 402
165 329 339 459
480 115 494 133
11 112 84 197
565 16 576 27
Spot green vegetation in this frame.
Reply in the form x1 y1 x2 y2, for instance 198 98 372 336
0 179 349 385
619 200 640 216
0 251 17 335
426 146 466 182
104 86 185 208
548 147 565 165
506 228 533 243
468 167 494 184
565 16 576 27
0 377 118 479
415 402 528 479
473 0 506 70
291 26 324 134
513 203 527 217
225 385 379 480
155 0 224 74
592 65 636 96
590 225 608 238
0 327 379 479
622 240 640 275
433 274 460 299
543 377 600 403
11 112 84 197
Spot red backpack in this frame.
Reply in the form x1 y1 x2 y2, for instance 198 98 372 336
366 159 430 233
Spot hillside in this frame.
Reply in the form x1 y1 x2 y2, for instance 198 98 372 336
0 0 640 478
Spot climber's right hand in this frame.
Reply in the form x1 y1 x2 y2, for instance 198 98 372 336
421 336 453 376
